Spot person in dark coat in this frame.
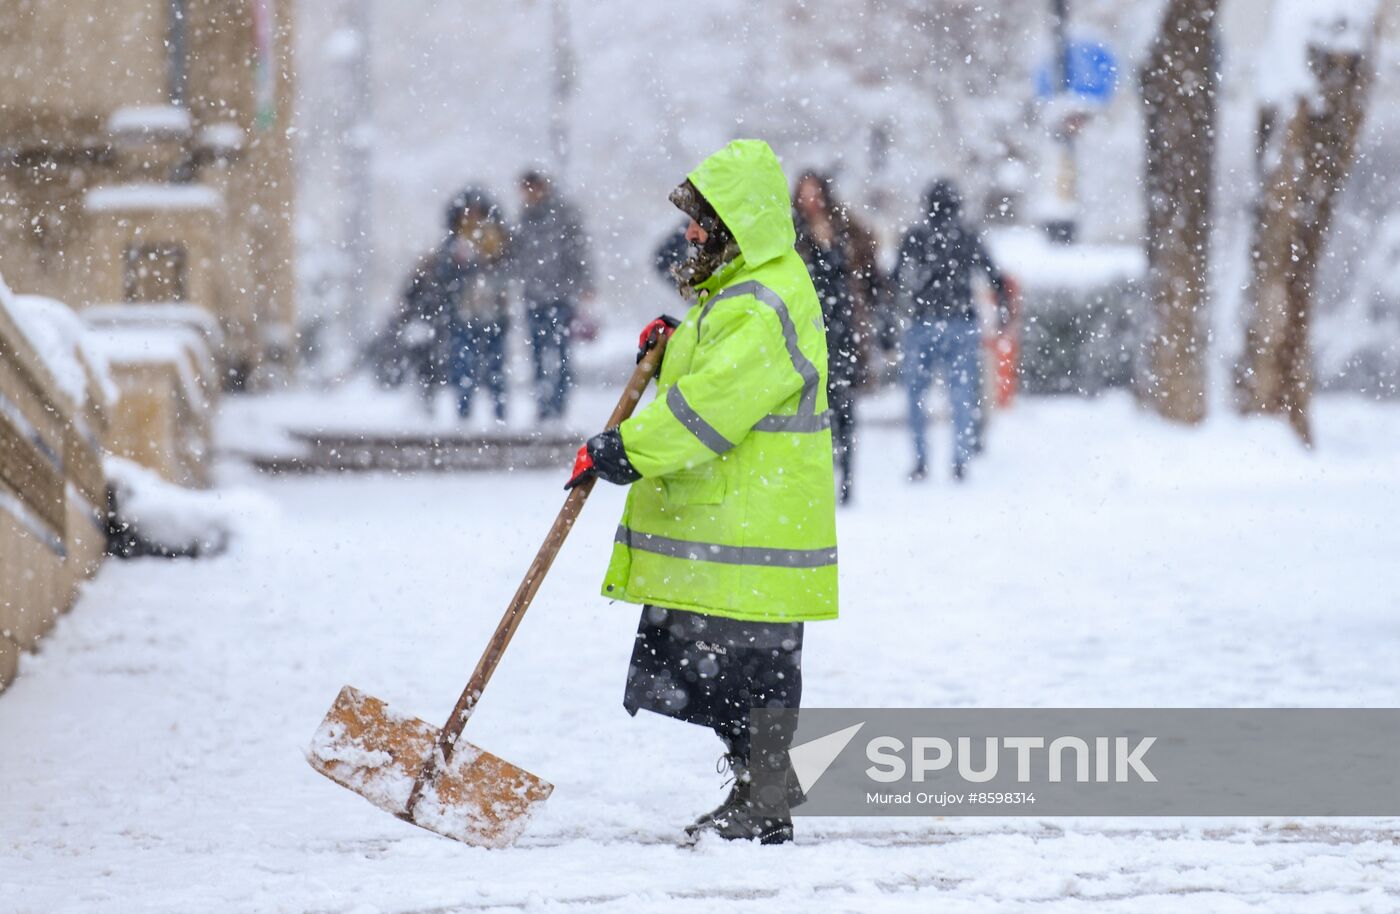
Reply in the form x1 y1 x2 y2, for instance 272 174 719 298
839 204 886 379
794 170 861 504
447 189 512 421
892 179 1010 482
391 203 478 414
511 170 593 422
652 221 691 283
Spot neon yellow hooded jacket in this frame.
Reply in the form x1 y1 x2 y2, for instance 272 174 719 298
601 139 838 623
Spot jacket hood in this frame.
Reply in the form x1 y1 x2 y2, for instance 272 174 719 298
446 186 500 231
686 139 796 267
923 179 962 225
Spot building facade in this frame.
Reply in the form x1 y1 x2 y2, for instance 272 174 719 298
0 0 296 386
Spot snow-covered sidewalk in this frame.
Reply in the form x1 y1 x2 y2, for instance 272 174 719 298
3 394 1400 912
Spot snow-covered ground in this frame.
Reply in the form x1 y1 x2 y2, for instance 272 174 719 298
4 390 1400 912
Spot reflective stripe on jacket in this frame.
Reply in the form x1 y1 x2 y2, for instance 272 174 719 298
601 139 838 623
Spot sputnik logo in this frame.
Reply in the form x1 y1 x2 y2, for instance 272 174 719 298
788 721 865 793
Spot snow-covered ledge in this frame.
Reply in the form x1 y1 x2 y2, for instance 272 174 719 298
198 122 245 155
83 302 225 350
107 105 192 139
84 183 224 214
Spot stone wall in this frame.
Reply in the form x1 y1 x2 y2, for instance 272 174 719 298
0 283 109 692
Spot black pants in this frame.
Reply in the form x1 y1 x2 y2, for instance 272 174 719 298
830 383 856 501
624 606 802 785
526 300 574 419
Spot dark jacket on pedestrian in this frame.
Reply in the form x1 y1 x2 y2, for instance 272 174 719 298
836 206 884 381
892 180 1007 325
392 238 476 384
653 222 691 283
512 191 593 306
402 240 472 331
794 210 861 389
453 218 511 329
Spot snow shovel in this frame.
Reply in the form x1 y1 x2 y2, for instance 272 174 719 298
307 338 669 848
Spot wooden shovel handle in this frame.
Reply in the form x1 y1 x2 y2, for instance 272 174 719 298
406 337 668 812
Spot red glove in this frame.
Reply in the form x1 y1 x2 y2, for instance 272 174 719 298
565 443 594 490
637 315 680 362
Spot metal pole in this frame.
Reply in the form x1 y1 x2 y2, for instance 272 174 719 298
1054 0 1070 91
550 0 574 178
1046 0 1077 243
167 0 188 105
343 0 373 347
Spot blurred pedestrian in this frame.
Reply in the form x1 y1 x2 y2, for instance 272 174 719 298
512 170 594 422
653 221 691 283
837 201 885 383
793 170 860 505
391 197 482 414
448 188 512 421
892 179 1010 482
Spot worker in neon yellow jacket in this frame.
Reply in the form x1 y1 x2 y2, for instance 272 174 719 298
567 139 838 844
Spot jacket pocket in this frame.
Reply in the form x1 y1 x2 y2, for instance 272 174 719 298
661 470 726 506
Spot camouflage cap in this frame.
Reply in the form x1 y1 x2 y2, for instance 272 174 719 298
668 179 724 238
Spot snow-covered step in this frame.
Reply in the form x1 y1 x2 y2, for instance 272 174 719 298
253 430 579 474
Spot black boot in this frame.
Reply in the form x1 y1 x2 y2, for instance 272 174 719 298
688 752 748 832
686 796 792 845
686 754 793 845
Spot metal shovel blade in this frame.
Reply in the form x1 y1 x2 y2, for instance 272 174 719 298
306 685 553 848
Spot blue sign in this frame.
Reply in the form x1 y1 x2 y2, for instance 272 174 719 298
1036 41 1119 102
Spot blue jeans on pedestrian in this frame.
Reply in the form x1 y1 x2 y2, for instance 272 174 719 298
454 320 507 420
526 300 575 420
902 316 983 472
